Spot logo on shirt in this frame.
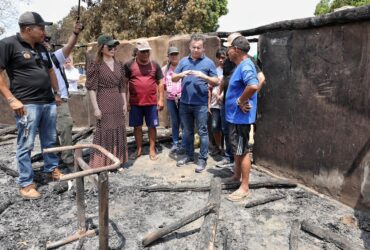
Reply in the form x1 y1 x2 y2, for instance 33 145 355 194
22 51 31 59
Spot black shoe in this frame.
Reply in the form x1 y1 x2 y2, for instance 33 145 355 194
195 160 206 173
176 156 194 167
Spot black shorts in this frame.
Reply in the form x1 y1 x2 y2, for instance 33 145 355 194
229 124 251 156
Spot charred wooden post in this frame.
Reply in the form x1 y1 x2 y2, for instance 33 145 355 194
289 220 301 250
0 198 12 215
196 177 222 250
142 203 216 247
301 220 355 250
0 163 19 178
245 193 286 208
140 180 297 193
98 172 109 250
0 125 17 136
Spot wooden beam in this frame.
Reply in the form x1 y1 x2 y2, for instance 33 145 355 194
196 177 222 250
140 180 297 193
301 220 355 250
245 193 286 208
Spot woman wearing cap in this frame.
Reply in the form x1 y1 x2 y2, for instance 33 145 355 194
162 46 185 155
85 35 128 168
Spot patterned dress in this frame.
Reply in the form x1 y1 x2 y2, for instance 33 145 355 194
85 61 127 168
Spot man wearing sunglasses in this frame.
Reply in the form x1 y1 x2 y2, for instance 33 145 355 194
0 12 63 200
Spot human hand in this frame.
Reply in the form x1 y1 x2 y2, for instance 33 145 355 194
157 99 164 111
238 100 252 113
127 103 131 112
123 105 127 115
181 70 192 78
8 97 25 117
55 94 62 106
94 108 102 120
74 20 84 34
190 70 207 79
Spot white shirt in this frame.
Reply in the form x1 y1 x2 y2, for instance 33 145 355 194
65 67 80 92
52 49 68 99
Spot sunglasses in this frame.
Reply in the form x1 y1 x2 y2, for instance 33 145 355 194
139 50 150 54
107 45 117 51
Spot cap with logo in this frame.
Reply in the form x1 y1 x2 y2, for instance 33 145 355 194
167 46 179 55
97 35 120 46
18 12 53 26
223 32 242 47
136 39 152 51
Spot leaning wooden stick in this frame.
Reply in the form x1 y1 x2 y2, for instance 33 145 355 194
142 203 215 247
245 193 286 208
196 178 221 250
140 181 297 193
301 220 356 250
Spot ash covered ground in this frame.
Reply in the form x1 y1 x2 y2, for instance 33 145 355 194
0 130 369 250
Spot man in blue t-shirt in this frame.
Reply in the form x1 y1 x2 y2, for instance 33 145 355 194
172 34 219 173
224 34 259 202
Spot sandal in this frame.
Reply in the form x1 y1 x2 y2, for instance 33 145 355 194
129 152 142 160
226 190 250 202
149 154 158 161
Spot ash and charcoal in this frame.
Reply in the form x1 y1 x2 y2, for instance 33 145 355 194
0 129 369 250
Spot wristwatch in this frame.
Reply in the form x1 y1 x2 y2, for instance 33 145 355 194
54 91 61 96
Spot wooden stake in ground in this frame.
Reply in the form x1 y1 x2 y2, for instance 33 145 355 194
196 177 221 250
301 220 356 250
245 193 286 208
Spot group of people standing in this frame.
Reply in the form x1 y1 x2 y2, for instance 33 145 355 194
0 10 264 203
88 32 265 202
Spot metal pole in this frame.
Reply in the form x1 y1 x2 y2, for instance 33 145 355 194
98 172 109 250
75 149 86 233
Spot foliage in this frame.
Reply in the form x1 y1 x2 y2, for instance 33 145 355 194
0 0 30 35
314 0 370 15
73 0 228 42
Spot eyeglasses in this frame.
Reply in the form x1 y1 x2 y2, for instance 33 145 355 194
139 50 150 54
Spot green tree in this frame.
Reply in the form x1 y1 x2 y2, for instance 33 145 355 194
77 0 228 41
314 0 370 15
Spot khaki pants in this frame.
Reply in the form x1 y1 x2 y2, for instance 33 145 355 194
56 102 74 164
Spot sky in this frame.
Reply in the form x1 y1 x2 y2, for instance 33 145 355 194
1 0 320 54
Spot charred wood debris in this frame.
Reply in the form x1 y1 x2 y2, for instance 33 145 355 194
0 124 366 249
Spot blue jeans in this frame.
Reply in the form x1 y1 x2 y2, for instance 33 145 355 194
180 103 209 162
16 103 59 187
221 105 234 162
167 99 185 147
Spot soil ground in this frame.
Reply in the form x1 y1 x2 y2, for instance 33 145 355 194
0 129 369 250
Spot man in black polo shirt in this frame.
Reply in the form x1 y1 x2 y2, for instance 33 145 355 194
0 12 63 200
